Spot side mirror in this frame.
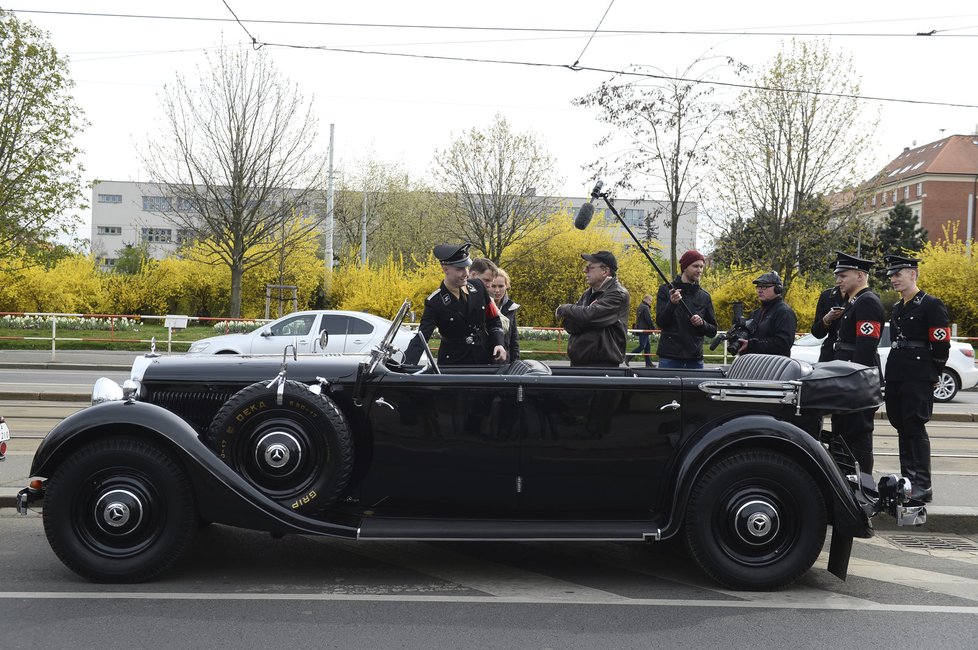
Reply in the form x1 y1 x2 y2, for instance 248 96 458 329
317 330 329 353
260 329 272 337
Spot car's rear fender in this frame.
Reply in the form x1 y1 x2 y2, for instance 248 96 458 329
29 401 359 538
658 413 870 540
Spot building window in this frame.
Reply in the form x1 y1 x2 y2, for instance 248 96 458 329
881 193 886 205
917 182 923 197
142 195 173 212
176 229 195 245
141 227 172 243
99 258 117 268
904 186 909 200
97 194 122 204
622 208 644 226
892 190 898 203
871 195 876 207
97 226 122 235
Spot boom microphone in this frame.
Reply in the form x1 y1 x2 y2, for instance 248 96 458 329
573 180 604 230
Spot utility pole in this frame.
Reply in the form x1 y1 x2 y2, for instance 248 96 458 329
325 123 335 280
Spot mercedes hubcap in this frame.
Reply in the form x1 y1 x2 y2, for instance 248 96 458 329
254 431 302 478
733 499 780 545
94 488 144 536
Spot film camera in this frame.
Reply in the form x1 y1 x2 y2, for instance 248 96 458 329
709 301 757 355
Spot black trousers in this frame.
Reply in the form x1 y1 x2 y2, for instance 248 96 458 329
831 409 876 474
885 380 934 489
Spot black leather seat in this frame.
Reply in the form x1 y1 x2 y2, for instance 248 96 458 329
505 359 553 376
725 354 810 381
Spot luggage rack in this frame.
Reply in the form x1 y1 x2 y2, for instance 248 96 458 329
698 379 803 414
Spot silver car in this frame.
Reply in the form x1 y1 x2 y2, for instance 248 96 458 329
187 310 415 358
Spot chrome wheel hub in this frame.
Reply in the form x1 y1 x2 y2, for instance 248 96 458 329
254 431 302 478
733 499 780 545
94 488 144 535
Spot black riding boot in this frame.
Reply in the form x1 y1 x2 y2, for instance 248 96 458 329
909 438 933 502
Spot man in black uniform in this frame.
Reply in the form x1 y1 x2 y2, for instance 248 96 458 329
884 254 950 502
811 277 847 363
404 243 507 366
828 252 884 474
737 271 797 357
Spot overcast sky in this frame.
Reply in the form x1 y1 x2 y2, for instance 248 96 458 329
11 1 978 243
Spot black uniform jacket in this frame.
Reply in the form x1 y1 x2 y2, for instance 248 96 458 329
812 287 847 363
655 278 717 361
745 296 797 357
560 276 630 366
404 278 504 365
833 287 884 371
500 296 521 361
887 290 951 384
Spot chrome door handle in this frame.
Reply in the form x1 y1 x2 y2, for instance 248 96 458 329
375 397 395 410
659 400 681 411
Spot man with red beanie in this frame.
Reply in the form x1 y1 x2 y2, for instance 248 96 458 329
655 250 717 369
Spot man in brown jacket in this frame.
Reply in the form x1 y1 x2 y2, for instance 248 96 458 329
555 250 630 367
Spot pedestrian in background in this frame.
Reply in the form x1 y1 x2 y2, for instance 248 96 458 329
555 250 630 367
655 250 717 369
631 294 655 367
489 268 520 361
884 254 950 503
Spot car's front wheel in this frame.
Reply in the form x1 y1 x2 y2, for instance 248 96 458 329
43 437 197 583
685 449 826 590
933 369 960 403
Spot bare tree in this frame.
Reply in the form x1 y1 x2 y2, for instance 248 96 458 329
711 40 878 287
574 57 728 275
0 9 86 267
142 47 327 316
432 114 559 263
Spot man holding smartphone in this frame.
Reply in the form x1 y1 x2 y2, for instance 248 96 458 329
828 251 884 475
812 275 847 362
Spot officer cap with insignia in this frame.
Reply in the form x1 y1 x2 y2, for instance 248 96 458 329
883 253 919 276
433 243 473 268
831 251 875 274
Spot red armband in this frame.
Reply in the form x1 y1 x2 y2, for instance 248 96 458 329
485 299 499 319
856 321 880 338
929 326 950 342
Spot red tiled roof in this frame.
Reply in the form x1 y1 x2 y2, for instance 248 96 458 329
875 135 978 184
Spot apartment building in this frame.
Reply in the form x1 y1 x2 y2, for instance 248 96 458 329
91 180 697 268
859 135 978 242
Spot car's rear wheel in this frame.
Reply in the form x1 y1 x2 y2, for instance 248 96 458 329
933 369 960 403
43 437 196 583
685 449 826 590
208 380 354 514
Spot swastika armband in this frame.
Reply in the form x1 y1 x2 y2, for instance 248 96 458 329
485 299 499 319
856 321 881 338
929 326 950 342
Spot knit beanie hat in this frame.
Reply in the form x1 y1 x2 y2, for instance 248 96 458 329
679 250 705 271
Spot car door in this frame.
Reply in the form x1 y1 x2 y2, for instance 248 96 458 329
360 371 521 511
518 374 683 512
320 314 375 354
248 313 320 355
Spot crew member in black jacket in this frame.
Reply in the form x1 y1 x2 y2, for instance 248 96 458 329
828 252 884 474
631 294 655 367
737 271 797 357
812 281 847 362
655 250 717 369
404 243 506 366
884 254 950 502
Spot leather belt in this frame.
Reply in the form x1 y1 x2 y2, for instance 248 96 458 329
892 340 927 349
833 342 856 352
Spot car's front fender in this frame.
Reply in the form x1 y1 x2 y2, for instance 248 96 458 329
659 413 870 540
29 400 359 538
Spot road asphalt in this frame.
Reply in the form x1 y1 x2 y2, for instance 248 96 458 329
2 348 977 533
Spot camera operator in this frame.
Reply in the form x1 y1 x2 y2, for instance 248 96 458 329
828 252 884 475
736 271 797 357
655 250 717 369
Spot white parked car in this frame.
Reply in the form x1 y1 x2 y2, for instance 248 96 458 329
187 310 416 359
791 323 978 402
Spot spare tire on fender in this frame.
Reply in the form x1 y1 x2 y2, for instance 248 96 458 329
207 380 354 515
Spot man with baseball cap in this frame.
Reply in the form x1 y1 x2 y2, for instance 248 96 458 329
655 249 717 369
883 253 950 502
736 270 797 357
827 251 884 475
555 250 630 366
404 243 507 366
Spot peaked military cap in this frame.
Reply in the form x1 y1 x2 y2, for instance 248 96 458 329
434 243 473 268
883 253 919 276
831 251 875 274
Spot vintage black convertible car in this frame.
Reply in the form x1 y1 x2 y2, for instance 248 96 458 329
17 302 925 590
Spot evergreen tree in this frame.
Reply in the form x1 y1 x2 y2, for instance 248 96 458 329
877 201 927 255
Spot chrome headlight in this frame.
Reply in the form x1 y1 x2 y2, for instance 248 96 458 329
92 377 124 405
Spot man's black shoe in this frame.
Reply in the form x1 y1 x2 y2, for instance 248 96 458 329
911 487 933 503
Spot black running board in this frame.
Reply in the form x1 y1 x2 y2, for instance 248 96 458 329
357 517 662 541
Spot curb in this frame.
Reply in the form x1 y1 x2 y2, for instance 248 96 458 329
0 391 89 402
0 362 130 372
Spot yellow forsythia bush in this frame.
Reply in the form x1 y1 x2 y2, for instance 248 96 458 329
917 229 978 335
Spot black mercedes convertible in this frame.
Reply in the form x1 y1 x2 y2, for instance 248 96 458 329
17 301 925 590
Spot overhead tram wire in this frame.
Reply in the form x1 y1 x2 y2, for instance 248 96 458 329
571 0 617 68
11 8 978 38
